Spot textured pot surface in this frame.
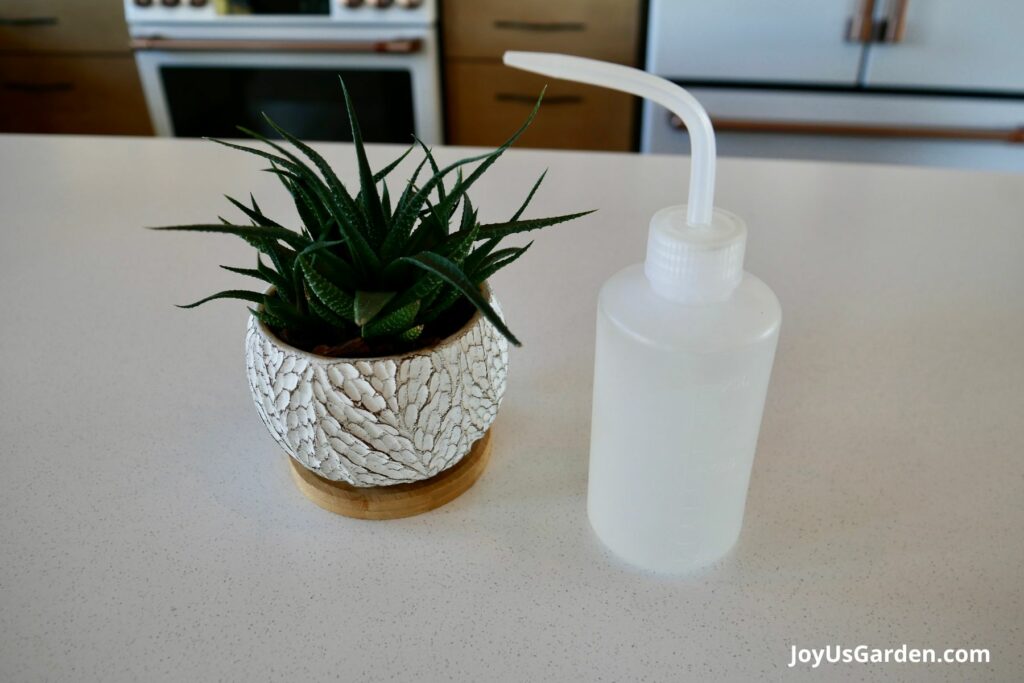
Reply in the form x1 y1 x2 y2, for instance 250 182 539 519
245 295 509 487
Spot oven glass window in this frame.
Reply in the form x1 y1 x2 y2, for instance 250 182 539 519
223 0 330 14
161 67 415 143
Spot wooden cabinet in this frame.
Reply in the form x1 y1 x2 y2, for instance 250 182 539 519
445 62 634 151
0 0 151 136
444 0 641 65
442 0 643 151
0 0 131 53
0 55 151 135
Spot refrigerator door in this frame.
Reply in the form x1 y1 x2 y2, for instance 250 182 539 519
863 0 1024 93
646 0 865 85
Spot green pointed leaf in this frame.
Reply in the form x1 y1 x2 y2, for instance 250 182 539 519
391 153 429 220
208 137 299 175
398 324 424 343
399 252 521 346
413 136 446 208
299 257 355 321
224 194 283 228
362 300 420 339
463 237 501 275
149 223 308 248
354 290 397 327
249 306 286 330
211 136 340 242
219 264 265 281
432 88 546 223
381 182 393 222
339 79 387 245
295 238 346 260
419 285 460 324
235 122 379 273
260 164 379 274
292 240 354 289
237 123 330 185
475 210 594 241
304 285 350 328
276 167 331 238
434 198 480 267
377 264 444 320
382 93 544 261
176 289 264 309
382 145 512 262
255 117 368 236
471 242 533 283
405 196 450 255
256 256 294 297
263 293 314 329
373 145 414 183
511 170 547 221
254 242 295 294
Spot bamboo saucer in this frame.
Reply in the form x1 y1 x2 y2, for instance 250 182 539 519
288 429 492 520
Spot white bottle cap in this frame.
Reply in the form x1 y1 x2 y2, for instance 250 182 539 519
645 205 747 303
502 52 746 304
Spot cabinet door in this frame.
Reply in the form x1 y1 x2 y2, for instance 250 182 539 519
443 0 641 65
647 0 864 84
0 0 129 54
863 0 1024 93
446 62 634 151
0 55 152 135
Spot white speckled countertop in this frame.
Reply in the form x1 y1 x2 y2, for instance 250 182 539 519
1 135 1022 682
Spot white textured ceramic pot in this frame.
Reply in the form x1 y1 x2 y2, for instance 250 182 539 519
245 287 509 488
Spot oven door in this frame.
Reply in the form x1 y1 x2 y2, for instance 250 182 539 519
132 32 441 144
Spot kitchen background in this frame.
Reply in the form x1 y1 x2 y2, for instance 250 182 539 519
1 0 1021 172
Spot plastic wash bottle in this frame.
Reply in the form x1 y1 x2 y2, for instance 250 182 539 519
505 52 782 574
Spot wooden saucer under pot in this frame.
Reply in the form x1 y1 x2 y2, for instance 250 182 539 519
288 430 492 520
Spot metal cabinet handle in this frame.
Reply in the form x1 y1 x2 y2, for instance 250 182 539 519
496 93 582 105
878 0 910 43
845 0 875 43
3 81 74 93
0 16 59 27
493 20 585 32
845 0 910 44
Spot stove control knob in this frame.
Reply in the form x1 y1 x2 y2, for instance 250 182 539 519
189 0 208 6
367 0 394 7
160 0 180 6
342 0 364 6
396 0 423 7
134 0 154 6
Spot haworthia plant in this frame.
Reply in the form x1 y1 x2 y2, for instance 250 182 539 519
152 79 592 350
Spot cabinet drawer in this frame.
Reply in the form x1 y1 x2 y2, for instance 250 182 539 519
0 0 129 54
445 62 634 151
442 0 641 64
0 55 152 135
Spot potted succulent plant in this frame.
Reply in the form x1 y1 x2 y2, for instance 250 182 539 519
153 82 590 517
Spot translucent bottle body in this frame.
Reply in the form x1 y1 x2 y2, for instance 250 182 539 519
588 264 781 573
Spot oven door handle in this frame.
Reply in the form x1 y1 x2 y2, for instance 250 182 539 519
129 37 422 54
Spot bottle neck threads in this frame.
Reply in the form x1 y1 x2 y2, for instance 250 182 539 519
644 205 747 304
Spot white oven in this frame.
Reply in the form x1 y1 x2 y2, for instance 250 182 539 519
124 0 441 143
